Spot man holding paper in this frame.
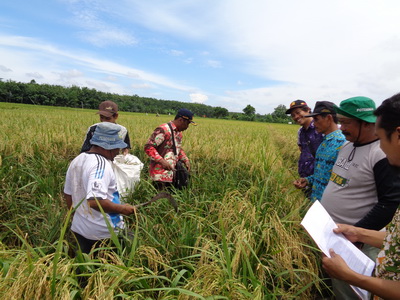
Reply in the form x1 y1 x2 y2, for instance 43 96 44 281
319 96 400 299
322 93 400 300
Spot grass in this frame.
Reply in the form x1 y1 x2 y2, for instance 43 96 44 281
0 102 328 299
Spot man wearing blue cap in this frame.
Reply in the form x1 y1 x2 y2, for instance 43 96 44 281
144 108 196 190
64 122 137 254
320 96 400 299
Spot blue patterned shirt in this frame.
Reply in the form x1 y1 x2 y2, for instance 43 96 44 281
306 129 346 202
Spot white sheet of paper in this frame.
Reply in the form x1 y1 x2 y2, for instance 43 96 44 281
301 201 376 300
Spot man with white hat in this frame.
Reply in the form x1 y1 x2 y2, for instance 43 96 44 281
64 122 136 254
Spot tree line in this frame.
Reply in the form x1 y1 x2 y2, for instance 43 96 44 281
237 104 291 123
0 79 291 123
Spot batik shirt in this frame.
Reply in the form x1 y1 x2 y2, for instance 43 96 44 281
297 121 323 177
375 207 400 281
306 130 346 202
144 122 188 182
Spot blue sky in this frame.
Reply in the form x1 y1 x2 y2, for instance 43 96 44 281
1 0 400 114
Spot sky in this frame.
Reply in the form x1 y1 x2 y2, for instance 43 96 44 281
1 0 400 114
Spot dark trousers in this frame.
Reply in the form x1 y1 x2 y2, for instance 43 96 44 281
72 230 135 255
72 231 106 255
154 181 173 191
72 231 107 288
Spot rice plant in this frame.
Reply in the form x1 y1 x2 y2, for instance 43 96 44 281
0 102 328 299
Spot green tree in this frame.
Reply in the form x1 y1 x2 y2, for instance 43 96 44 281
0 80 235 118
269 104 291 123
271 104 288 120
243 104 255 116
214 106 229 118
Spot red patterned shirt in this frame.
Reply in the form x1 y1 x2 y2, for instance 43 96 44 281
144 122 188 182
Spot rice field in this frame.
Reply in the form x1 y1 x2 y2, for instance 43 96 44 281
0 102 327 299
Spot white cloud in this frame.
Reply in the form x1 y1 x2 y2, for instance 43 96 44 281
68 3 137 47
26 72 43 79
57 69 84 79
131 83 154 89
190 93 208 104
0 34 195 93
0 65 12 72
105 75 118 81
112 1 214 39
126 72 141 79
78 29 137 47
206 60 221 68
85 80 112 91
170 49 184 56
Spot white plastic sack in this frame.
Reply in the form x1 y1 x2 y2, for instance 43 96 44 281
112 154 144 198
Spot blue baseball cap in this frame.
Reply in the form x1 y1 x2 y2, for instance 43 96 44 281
176 108 197 125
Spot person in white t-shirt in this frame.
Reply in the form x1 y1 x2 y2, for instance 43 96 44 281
64 122 136 254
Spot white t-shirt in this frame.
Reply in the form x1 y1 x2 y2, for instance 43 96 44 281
64 152 124 240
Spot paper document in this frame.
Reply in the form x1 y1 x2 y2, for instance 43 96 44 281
301 201 375 300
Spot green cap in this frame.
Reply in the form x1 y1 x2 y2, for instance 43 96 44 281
334 96 376 123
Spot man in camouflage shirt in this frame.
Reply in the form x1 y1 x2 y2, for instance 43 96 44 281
144 108 196 190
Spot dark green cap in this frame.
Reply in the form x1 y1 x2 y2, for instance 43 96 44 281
334 96 376 123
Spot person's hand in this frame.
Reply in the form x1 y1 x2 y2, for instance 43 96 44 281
184 160 191 172
333 224 360 243
121 204 137 216
322 249 357 282
293 178 308 189
158 158 173 170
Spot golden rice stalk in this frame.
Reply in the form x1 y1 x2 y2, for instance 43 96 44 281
137 245 168 275
180 264 225 299
0 252 75 300
261 212 319 298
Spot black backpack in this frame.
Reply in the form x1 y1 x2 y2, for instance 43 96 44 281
167 122 190 189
